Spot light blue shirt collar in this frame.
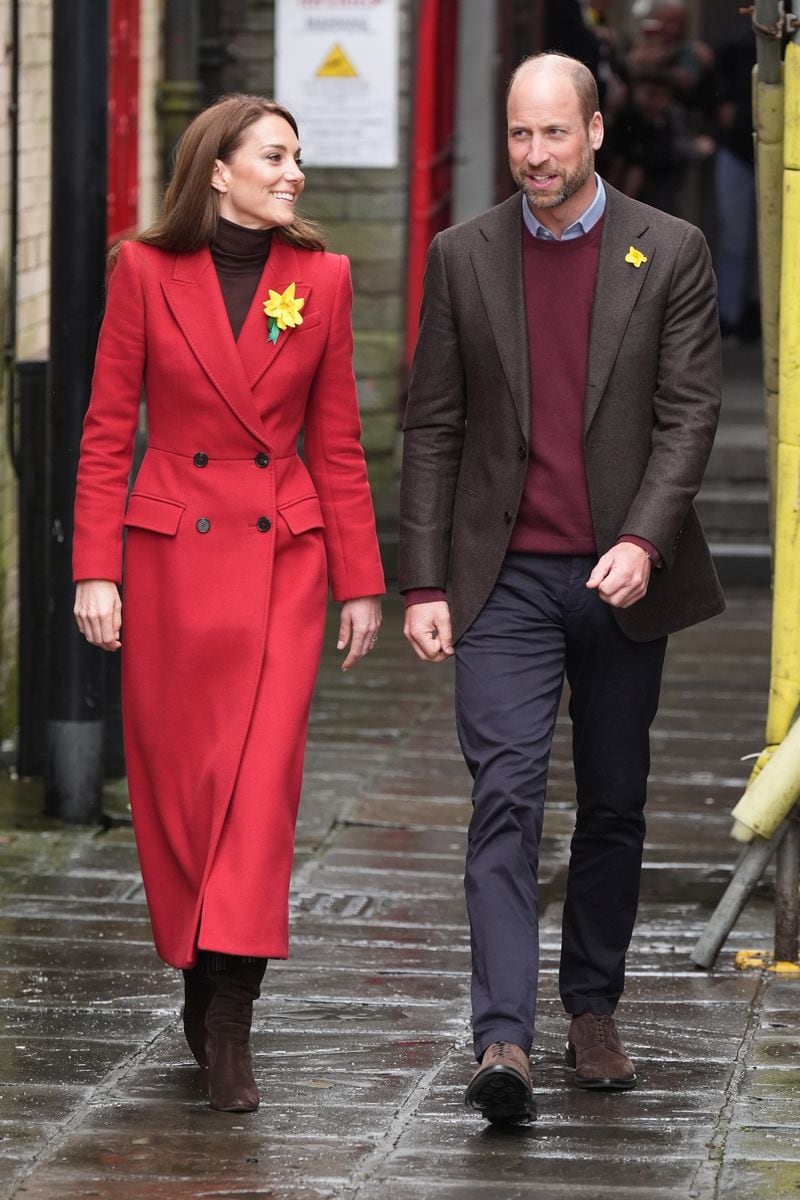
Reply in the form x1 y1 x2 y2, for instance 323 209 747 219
522 174 606 241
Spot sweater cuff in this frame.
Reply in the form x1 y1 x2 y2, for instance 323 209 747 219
402 587 448 608
617 535 662 567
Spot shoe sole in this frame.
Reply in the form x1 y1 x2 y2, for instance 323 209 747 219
565 1044 636 1091
465 1066 537 1124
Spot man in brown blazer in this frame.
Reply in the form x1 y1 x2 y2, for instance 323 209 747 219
398 53 723 1125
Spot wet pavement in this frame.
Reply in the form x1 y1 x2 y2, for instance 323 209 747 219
0 591 798 1199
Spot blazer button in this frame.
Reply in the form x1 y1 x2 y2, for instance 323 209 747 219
504 511 513 525
517 445 527 460
256 516 272 532
255 452 270 468
196 517 211 533
193 452 208 468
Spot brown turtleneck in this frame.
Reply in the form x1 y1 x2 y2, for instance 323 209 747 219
210 216 273 341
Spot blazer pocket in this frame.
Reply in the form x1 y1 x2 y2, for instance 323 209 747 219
123 493 186 536
278 494 325 534
626 293 666 330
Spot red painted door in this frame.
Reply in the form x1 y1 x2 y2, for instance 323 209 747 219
108 0 140 243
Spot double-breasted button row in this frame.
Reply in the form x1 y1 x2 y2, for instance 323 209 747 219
195 516 272 533
193 452 271 468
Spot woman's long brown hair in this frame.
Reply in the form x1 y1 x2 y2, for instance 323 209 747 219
130 94 326 256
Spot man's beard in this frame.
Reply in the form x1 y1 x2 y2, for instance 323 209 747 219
512 138 594 210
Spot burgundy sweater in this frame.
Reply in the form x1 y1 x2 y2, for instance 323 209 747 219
507 216 603 553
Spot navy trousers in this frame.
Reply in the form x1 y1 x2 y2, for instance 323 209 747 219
455 553 666 1059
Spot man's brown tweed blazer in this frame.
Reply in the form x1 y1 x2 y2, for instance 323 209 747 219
398 183 725 643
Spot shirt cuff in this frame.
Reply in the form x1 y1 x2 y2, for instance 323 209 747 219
402 588 448 608
617 535 662 566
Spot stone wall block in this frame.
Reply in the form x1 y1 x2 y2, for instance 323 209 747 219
354 331 401 378
325 220 403 262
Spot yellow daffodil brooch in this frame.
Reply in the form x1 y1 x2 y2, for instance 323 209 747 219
625 245 648 269
264 282 304 344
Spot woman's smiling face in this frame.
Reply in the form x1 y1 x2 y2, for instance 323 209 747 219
212 113 305 229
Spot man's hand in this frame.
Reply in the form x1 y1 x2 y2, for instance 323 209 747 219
586 543 652 608
404 601 454 662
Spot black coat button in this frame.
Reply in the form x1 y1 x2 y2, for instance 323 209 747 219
518 445 527 460
256 516 272 532
504 511 513 525
193 452 208 467
196 517 211 533
255 452 270 468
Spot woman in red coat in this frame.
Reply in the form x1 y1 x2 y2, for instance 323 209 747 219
72 95 385 1112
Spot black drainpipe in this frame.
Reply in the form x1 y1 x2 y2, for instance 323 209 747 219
4 0 20 478
45 0 109 822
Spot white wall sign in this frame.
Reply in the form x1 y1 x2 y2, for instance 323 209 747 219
275 0 399 168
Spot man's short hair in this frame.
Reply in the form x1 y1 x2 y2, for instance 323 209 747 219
507 53 600 128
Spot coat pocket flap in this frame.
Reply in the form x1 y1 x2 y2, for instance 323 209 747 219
124 493 186 536
278 495 325 534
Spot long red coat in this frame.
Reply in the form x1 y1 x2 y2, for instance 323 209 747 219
73 236 385 969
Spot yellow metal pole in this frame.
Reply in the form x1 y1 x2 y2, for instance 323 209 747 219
753 62 784 544
743 39 800 798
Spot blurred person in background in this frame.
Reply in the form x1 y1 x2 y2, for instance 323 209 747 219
73 95 384 1114
713 25 759 340
608 68 715 215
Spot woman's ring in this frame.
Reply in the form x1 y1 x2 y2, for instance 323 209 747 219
370 636 378 645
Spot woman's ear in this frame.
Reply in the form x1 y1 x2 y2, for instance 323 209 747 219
211 159 228 195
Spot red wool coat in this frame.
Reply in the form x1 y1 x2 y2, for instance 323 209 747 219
73 236 385 969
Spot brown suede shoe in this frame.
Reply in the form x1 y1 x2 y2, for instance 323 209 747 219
464 1041 536 1124
565 1013 636 1090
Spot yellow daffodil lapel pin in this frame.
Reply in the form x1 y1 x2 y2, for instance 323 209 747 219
624 245 648 269
264 282 304 344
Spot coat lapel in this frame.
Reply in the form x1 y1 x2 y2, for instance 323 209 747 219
584 185 654 431
469 195 531 438
235 238 312 390
161 248 270 447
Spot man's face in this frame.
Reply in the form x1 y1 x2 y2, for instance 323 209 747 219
507 68 603 224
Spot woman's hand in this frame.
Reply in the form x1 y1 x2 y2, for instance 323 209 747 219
74 580 122 651
337 596 382 671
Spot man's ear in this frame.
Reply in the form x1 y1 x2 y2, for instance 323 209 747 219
589 111 604 152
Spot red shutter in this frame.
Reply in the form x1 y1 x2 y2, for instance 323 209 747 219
107 0 140 244
404 0 460 367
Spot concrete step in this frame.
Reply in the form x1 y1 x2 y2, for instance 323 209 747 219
696 482 769 537
705 423 767 481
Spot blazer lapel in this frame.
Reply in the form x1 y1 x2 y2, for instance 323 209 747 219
161 248 269 447
584 186 654 431
236 238 312 390
470 195 531 438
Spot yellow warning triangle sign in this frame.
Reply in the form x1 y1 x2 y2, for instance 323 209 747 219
315 43 358 78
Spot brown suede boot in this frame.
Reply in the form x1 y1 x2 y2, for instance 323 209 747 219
464 1041 537 1124
205 957 267 1112
181 955 216 1068
565 1013 636 1090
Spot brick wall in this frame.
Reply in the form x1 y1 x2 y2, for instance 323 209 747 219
214 0 412 486
0 0 53 739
